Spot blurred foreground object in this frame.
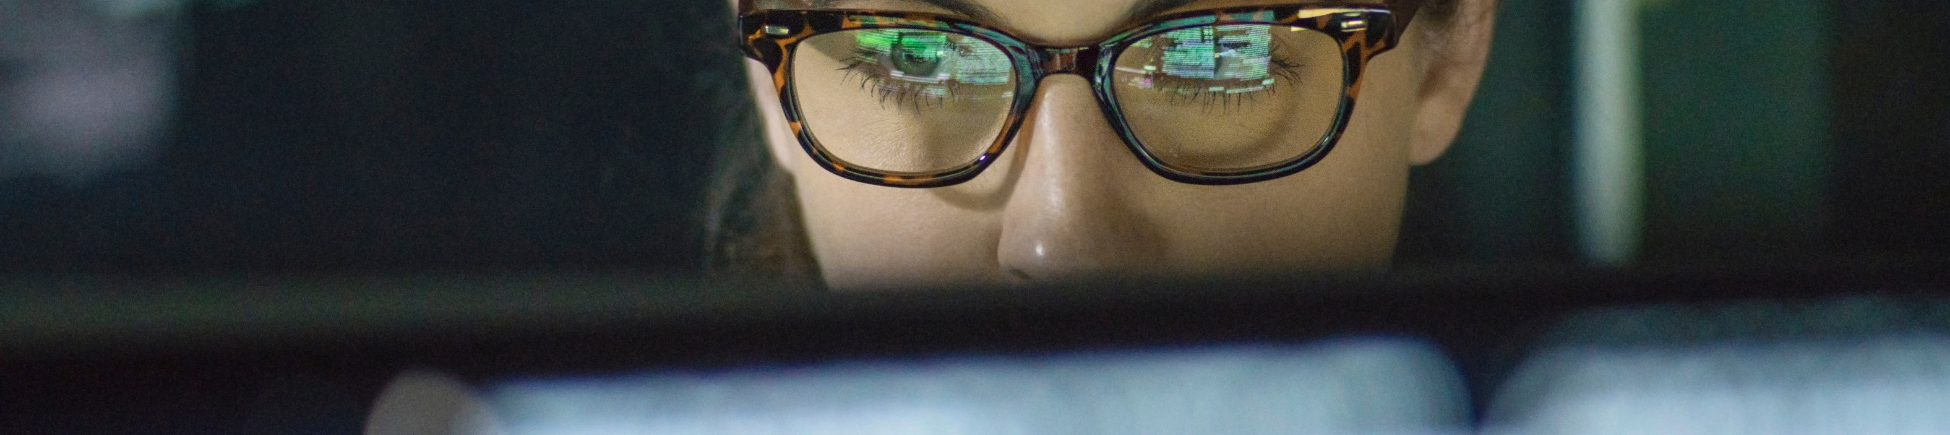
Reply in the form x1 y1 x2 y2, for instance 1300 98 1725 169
1488 297 1950 434
475 341 1468 435
367 370 503 435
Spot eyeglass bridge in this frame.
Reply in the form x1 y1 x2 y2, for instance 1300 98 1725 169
1039 47 1099 75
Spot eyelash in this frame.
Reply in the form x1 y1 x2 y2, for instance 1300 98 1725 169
838 48 969 111
1144 57 1307 110
834 37 1306 111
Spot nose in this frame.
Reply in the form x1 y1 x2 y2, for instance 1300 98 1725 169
996 75 1163 284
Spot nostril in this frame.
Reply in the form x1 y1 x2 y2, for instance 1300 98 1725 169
1009 268 1033 281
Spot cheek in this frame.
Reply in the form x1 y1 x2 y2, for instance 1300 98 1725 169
791 162 1013 290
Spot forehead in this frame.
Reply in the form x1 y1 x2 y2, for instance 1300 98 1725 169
751 0 1375 45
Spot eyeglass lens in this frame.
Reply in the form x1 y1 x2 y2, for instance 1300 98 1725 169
1112 25 1343 172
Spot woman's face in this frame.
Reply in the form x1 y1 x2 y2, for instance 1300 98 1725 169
740 0 1494 290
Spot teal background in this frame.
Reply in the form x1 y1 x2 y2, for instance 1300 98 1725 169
1397 0 1892 266
1639 0 1832 259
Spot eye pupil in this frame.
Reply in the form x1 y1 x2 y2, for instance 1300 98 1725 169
889 34 943 76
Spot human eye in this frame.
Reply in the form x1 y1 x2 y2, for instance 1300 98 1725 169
1115 25 1313 109
839 29 1012 110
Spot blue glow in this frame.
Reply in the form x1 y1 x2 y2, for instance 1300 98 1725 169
480 340 1469 435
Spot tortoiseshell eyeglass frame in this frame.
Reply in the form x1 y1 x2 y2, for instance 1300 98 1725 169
739 2 1421 188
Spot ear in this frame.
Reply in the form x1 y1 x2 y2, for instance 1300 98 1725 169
745 58 802 174
1408 0 1498 165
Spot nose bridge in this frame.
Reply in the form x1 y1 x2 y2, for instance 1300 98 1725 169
994 71 1160 284
1039 46 1100 76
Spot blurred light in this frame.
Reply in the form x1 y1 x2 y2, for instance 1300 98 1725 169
472 339 1470 435
1489 298 1950 435
1572 0 1644 266
0 0 183 185
1489 336 1950 435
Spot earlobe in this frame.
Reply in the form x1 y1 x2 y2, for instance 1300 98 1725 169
1407 0 1498 165
746 58 801 174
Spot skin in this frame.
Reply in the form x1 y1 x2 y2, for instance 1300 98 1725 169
739 0 1497 290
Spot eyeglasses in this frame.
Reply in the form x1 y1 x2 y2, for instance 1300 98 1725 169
739 3 1421 188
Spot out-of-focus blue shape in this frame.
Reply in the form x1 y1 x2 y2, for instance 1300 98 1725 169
482 339 1469 435
1487 297 1950 435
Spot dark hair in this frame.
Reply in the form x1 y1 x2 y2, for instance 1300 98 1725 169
701 0 1468 279
698 100 822 281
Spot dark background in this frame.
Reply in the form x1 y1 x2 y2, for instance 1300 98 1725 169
3 0 737 274
3 0 1949 434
